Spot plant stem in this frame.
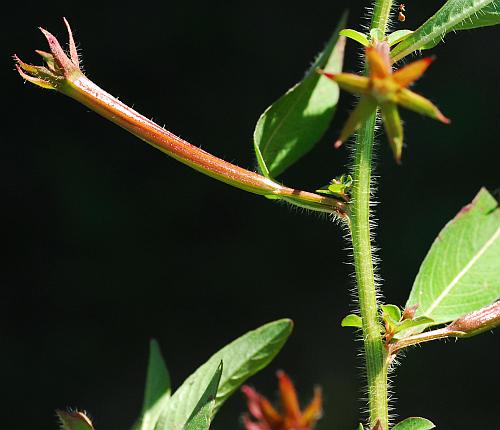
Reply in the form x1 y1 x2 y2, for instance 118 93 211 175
349 1 394 428
61 75 347 217
350 112 389 429
371 0 394 36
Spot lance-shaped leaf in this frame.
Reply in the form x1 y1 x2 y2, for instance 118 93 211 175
155 319 293 430
133 339 172 430
184 362 223 430
253 13 347 178
56 411 95 430
422 2 500 49
405 188 500 332
391 0 498 62
392 417 435 430
340 29 370 46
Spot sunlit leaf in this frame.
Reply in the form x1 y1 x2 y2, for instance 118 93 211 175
392 417 435 430
391 0 498 62
184 362 223 430
254 13 347 178
340 28 370 46
155 319 293 430
406 188 500 332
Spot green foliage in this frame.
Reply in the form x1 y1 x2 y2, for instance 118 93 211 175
406 188 500 331
380 304 401 323
340 29 370 46
56 411 95 430
386 30 413 46
316 174 352 199
253 13 347 178
450 1 500 30
395 317 434 336
183 362 223 430
341 314 363 328
155 319 293 430
357 424 364 430
391 0 498 61
134 340 172 430
381 304 434 338
392 417 436 430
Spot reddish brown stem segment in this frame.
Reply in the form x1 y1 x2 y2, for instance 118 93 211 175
15 19 347 218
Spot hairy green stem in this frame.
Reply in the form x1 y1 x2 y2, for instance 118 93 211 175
350 112 389 429
349 1 394 428
371 0 394 36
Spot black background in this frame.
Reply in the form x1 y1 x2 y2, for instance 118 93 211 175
3 1 499 429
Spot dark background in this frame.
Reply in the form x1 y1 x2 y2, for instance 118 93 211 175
3 1 499 429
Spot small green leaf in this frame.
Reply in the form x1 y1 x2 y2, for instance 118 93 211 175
184 362 223 430
339 29 370 46
56 411 95 430
341 314 363 328
392 417 435 430
370 28 384 41
357 424 364 430
254 13 347 178
406 188 500 332
391 0 498 61
395 317 435 335
381 304 402 323
387 30 414 46
316 174 352 198
155 319 293 430
133 339 172 430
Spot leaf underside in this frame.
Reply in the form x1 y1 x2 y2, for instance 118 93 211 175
183 362 223 430
154 319 293 430
254 12 347 178
391 0 499 61
392 416 436 430
133 339 172 430
405 188 500 332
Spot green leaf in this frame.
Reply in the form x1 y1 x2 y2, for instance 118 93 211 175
134 339 172 430
339 29 370 46
450 2 500 29
56 411 95 430
387 30 414 46
395 317 434 335
392 417 435 430
183 362 223 430
370 28 384 41
357 424 364 430
155 319 293 430
421 2 500 49
341 314 363 328
253 13 347 178
391 0 498 61
381 304 402 323
406 188 500 332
